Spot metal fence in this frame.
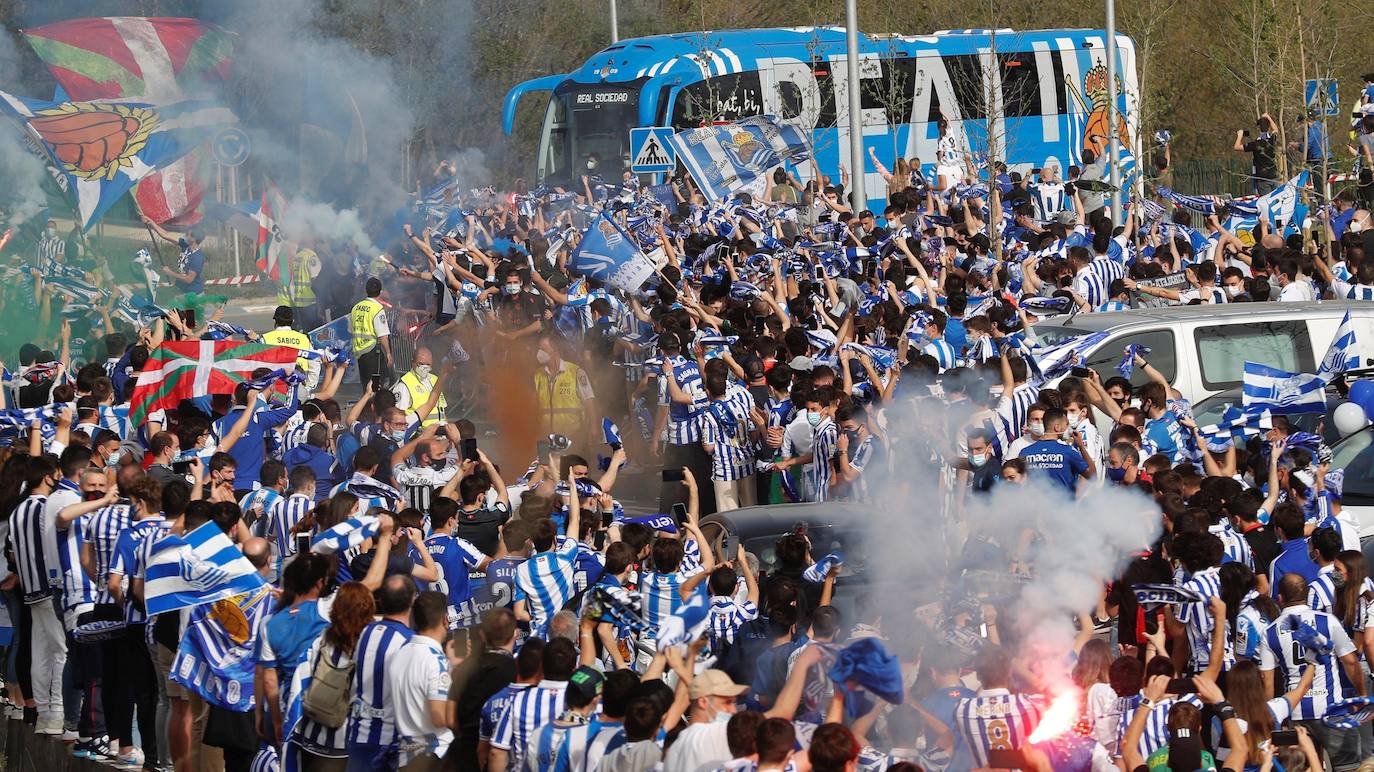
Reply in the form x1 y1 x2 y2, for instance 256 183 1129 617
1167 157 1256 197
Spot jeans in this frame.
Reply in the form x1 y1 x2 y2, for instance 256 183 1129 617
146 641 170 767
27 596 66 723
102 626 157 757
346 742 389 772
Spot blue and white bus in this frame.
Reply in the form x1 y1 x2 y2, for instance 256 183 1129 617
503 26 1140 208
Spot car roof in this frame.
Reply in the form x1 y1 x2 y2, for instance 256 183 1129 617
700 502 872 537
1033 301 1366 334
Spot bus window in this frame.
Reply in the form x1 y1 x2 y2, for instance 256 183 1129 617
1001 53 1042 118
670 73 764 128
537 96 568 181
873 57 919 128
561 86 639 178
944 55 986 120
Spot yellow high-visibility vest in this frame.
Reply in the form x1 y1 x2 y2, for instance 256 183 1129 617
534 363 585 436
277 248 319 307
397 370 447 426
350 298 384 355
262 327 315 381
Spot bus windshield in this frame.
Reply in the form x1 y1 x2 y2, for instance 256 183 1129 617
538 85 639 185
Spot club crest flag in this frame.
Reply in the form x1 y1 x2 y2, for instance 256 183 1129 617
568 213 656 292
0 90 235 230
669 115 812 203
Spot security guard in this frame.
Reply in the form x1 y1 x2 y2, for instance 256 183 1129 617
350 276 392 387
262 306 319 391
277 246 321 331
392 346 447 427
533 333 594 441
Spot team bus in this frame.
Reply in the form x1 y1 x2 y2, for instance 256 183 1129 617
502 26 1140 209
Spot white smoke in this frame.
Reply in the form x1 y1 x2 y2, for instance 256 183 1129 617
0 128 49 227
280 199 376 256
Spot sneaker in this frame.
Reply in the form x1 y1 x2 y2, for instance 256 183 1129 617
35 717 63 735
61 729 79 742
114 749 144 769
86 736 117 761
4 705 20 719
72 737 94 758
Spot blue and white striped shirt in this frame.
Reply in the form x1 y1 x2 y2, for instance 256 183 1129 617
1073 258 1125 309
270 493 315 575
9 494 52 603
1097 300 1131 313
295 639 351 755
923 338 959 372
1209 522 1254 571
110 516 169 625
709 594 759 646
808 419 838 502
526 717 585 772
513 538 579 638
480 684 530 742
660 356 705 445
1115 694 1203 759
640 567 697 640
1029 181 1067 221
239 487 281 537
84 502 131 602
97 404 131 439
56 507 99 620
700 392 756 482
1175 566 1232 672
954 690 1042 769
491 681 567 771
553 718 626 772
347 618 414 748
1307 565 1338 615
1259 606 1356 720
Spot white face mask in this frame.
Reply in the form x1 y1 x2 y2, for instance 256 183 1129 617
536 349 551 365
969 452 988 467
1066 410 1080 426
1224 285 1242 297
414 364 432 380
1028 420 1045 437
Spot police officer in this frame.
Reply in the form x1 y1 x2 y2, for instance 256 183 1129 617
392 346 447 428
351 277 392 387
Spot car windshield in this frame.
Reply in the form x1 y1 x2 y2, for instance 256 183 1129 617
743 525 865 578
1332 427 1374 505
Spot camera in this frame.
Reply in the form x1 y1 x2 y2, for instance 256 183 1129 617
547 433 572 452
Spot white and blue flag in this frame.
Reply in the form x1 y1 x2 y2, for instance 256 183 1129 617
1243 362 1327 415
1198 404 1273 450
1316 310 1358 383
144 522 268 617
310 514 380 556
655 584 711 652
669 115 812 203
169 586 273 711
568 213 656 292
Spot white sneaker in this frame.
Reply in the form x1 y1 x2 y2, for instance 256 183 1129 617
114 749 144 769
61 729 78 742
35 717 63 735
4 705 21 719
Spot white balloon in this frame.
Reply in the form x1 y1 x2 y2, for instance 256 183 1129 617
1333 400 1368 436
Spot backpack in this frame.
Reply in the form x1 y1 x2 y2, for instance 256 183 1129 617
301 643 355 728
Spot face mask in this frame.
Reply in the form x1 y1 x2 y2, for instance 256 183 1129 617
105 449 121 469
414 364 433 380
536 349 552 366
83 491 104 502
1225 285 1241 297
503 284 520 296
586 159 598 170
969 453 988 467
806 411 822 427
45 228 55 238
387 429 406 443
1332 572 1348 589
1028 420 1045 437
1106 466 1128 483
430 459 448 471
1066 410 1080 426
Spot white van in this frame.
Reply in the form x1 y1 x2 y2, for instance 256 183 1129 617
1030 301 1374 405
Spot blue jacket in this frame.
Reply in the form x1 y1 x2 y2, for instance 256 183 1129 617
282 443 341 501
214 392 299 491
1269 537 1319 596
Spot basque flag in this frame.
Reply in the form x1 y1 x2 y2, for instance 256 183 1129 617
129 340 299 426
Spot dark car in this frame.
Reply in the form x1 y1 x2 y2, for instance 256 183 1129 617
698 501 931 620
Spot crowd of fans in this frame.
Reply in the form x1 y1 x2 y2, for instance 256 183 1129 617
1 96 1374 772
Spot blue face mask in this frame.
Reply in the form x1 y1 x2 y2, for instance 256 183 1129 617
1106 466 1128 483
387 429 406 443
806 411 821 427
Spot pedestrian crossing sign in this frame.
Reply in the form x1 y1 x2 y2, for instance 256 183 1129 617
630 127 676 173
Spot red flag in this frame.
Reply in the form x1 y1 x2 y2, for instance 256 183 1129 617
129 340 298 427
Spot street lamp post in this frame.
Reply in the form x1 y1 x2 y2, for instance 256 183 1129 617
1105 0 1122 225
844 0 866 211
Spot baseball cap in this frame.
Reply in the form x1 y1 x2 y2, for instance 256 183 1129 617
788 356 815 372
688 669 749 700
567 666 604 702
1051 210 1076 226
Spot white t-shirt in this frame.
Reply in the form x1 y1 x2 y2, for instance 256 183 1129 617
387 634 452 762
662 720 732 772
1279 280 1315 302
